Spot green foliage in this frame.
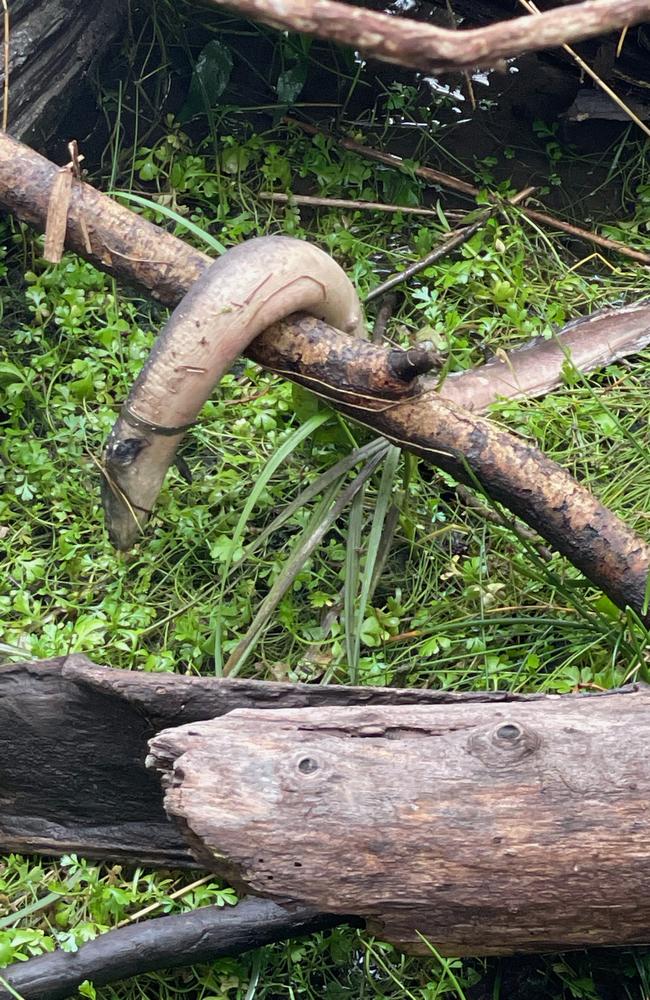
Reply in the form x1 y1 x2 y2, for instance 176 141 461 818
180 39 234 121
3 4 650 996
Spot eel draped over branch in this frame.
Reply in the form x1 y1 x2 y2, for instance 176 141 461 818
0 132 649 618
102 235 365 549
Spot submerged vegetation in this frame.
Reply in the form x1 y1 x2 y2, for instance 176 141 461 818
2 1 650 996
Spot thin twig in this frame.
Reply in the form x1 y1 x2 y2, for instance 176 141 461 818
286 117 650 267
366 187 535 302
517 0 650 141
284 116 477 196
116 875 214 928
366 218 486 303
260 191 443 218
520 205 650 264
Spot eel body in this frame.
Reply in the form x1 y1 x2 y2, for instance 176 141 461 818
102 235 365 550
438 302 650 411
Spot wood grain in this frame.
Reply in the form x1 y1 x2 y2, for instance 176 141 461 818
150 690 650 955
0 654 538 864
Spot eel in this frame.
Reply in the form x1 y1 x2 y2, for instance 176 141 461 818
437 302 650 412
101 235 365 550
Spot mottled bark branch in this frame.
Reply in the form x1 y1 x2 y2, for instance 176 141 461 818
243 313 650 620
0 132 648 618
198 0 650 73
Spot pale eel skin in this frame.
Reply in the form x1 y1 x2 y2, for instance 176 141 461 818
102 235 365 550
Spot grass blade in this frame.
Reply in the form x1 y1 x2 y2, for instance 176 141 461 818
350 444 401 683
110 190 227 254
213 411 331 673
224 450 385 677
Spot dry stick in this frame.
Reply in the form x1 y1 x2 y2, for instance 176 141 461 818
198 0 650 74
518 0 650 141
367 187 535 303
366 217 487 303
285 118 650 267
520 206 650 264
285 117 477 197
260 191 443 218
0 132 648 619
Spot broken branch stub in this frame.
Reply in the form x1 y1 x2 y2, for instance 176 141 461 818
149 690 650 956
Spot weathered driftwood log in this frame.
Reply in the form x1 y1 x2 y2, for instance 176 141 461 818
1 0 127 144
0 654 540 864
198 0 650 74
4 655 650 957
149 688 650 956
0 133 649 618
0 899 351 1000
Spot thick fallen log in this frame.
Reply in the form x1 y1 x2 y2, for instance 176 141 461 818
0 899 350 1000
1 0 127 143
0 654 540 864
1 133 649 618
3 655 649 958
149 687 650 956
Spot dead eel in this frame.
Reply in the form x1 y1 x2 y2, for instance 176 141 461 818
101 235 365 550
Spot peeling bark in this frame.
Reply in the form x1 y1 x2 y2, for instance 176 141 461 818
199 0 650 74
0 132 649 618
149 688 650 955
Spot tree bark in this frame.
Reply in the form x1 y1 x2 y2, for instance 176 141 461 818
0 132 649 618
149 687 650 956
0 654 540 865
1 0 127 144
199 0 650 74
